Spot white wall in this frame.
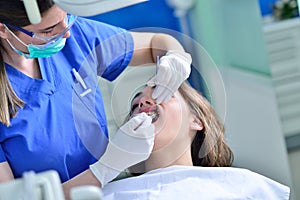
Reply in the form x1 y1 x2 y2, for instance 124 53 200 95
212 66 294 198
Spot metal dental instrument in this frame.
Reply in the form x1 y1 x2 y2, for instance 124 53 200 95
145 56 159 122
156 55 159 77
147 111 157 120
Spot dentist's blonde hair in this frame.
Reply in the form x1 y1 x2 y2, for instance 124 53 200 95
0 0 54 126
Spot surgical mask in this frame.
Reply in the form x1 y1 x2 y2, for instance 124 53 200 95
6 37 66 59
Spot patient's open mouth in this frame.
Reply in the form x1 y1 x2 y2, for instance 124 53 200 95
145 106 159 123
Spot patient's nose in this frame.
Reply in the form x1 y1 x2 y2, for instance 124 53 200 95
139 96 155 109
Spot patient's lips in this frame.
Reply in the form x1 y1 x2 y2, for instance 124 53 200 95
140 105 159 123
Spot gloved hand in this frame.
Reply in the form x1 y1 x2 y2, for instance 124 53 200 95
148 50 192 104
90 113 154 186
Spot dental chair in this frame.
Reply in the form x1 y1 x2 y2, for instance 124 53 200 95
0 170 103 200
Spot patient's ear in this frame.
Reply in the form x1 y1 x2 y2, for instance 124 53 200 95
190 116 203 131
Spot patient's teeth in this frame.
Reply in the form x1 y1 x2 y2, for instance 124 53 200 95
147 111 157 119
146 107 159 123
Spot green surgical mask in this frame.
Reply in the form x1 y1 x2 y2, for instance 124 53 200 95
6 37 66 59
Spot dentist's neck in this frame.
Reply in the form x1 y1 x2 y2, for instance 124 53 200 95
4 49 41 79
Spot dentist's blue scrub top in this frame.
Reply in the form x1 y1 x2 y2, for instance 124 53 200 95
0 17 134 182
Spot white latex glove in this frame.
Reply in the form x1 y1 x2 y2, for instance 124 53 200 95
147 50 192 104
90 113 154 186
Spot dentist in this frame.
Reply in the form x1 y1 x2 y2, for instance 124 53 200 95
0 0 191 199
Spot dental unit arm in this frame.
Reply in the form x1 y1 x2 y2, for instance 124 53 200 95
22 0 148 24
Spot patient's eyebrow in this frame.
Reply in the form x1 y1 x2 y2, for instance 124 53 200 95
132 92 142 102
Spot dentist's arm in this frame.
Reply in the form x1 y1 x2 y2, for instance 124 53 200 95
129 32 185 65
62 170 101 200
0 162 14 182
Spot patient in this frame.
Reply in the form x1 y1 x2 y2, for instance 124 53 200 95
102 82 290 200
128 81 233 174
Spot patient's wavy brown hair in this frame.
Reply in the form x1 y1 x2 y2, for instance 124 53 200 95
179 82 234 167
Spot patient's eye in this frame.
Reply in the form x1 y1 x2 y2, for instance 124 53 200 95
130 104 138 115
130 92 142 115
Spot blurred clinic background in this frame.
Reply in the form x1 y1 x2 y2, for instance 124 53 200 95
89 0 300 199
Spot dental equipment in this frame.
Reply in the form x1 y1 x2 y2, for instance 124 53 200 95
147 111 157 121
131 56 159 123
165 0 196 53
146 107 159 123
22 0 149 24
22 0 41 24
0 170 103 200
156 55 159 77
0 170 64 200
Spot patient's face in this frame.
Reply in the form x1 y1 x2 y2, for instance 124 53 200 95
130 86 195 152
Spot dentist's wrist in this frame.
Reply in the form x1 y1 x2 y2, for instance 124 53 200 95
90 160 120 187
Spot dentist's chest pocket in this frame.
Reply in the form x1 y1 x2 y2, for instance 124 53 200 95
72 70 107 130
72 70 109 158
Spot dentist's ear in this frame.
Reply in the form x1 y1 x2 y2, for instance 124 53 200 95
190 116 203 131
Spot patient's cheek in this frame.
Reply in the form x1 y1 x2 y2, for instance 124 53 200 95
152 98 185 150
153 118 183 151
